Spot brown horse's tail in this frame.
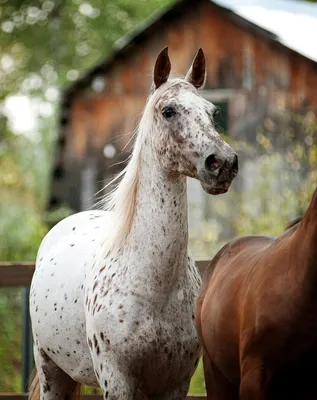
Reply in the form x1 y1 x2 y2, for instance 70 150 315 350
72 382 82 400
28 369 40 400
28 368 81 400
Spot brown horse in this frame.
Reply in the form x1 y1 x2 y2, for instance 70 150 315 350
196 191 317 400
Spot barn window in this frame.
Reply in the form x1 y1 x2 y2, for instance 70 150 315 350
201 89 233 135
213 101 229 135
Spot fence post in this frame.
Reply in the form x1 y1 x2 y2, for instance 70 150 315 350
21 287 34 392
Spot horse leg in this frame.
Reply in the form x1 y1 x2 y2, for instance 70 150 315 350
203 353 238 400
32 346 79 400
239 356 266 400
93 358 136 400
155 376 191 400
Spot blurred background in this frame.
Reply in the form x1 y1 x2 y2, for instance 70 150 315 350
1 0 317 395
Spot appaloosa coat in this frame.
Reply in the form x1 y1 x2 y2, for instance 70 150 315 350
29 48 238 400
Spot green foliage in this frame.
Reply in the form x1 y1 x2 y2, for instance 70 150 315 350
233 111 317 237
0 0 172 99
0 115 48 262
0 115 48 392
45 203 74 228
189 360 206 394
0 289 22 392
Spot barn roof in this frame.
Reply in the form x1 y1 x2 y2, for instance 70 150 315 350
63 0 317 104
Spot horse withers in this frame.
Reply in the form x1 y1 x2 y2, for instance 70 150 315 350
29 48 238 400
197 190 317 399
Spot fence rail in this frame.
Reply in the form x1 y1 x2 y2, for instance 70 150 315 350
0 262 36 287
0 260 210 287
0 260 210 399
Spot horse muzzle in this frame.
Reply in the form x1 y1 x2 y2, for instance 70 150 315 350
197 149 238 195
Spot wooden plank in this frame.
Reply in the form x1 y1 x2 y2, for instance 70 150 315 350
0 395 206 399
0 262 35 288
0 259 210 288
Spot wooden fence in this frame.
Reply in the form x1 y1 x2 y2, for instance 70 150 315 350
0 260 210 399
0 260 209 287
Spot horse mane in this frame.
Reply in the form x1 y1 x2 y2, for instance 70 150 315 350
284 216 302 231
99 79 184 255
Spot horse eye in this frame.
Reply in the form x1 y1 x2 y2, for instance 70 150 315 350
162 107 176 119
213 107 220 118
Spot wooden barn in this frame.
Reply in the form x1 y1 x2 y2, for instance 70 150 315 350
48 0 317 247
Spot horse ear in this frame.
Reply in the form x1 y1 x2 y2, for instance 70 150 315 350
185 48 206 89
153 47 171 89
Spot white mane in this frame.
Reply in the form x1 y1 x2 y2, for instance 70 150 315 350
99 79 184 255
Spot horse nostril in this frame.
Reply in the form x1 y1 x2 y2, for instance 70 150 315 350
205 154 223 172
232 154 238 172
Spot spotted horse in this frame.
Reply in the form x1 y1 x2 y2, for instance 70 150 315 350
29 47 238 400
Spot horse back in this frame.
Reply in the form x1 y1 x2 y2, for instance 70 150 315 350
199 235 274 298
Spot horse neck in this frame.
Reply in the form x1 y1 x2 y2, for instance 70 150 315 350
127 142 188 285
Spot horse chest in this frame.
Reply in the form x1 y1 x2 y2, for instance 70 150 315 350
99 308 200 392
86 266 200 389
